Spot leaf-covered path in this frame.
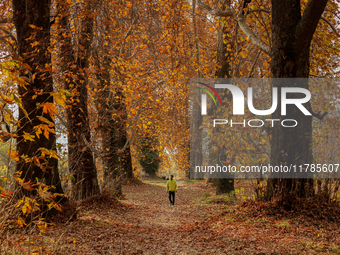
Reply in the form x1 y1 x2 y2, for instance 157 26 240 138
51 181 340 254
8 180 340 254
53 181 225 254
122 180 216 229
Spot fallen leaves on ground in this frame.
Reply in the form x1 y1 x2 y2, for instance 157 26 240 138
2 180 340 254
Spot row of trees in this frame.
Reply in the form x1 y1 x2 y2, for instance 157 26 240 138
1 0 202 204
0 0 339 209
196 0 340 198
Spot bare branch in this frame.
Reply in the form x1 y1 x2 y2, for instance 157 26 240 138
117 138 129 154
320 16 340 37
311 110 328 120
126 49 139 59
82 133 92 151
0 36 13 50
236 12 271 56
124 16 137 40
325 9 340 21
248 8 271 14
0 28 17 45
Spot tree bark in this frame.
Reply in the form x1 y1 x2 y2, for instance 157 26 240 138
57 1 100 200
214 20 234 195
100 80 132 195
13 0 65 198
93 19 133 194
267 0 328 200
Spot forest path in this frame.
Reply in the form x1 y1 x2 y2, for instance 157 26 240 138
122 180 213 228
59 180 223 254
116 180 221 254
12 180 335 254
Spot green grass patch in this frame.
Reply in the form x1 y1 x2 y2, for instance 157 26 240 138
194 192 238 205
142 178 206 187
275 220 290 228
331 246 340 254
142 178 167 186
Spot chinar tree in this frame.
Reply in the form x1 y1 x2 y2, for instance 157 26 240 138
13 0 65 199
198 0 334 200
56 0 100 200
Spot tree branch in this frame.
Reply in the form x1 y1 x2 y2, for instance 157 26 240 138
320 16 340 37
248 8 271 14
311 110 328 120
325 9 340 21
196 0 272 56
124 16 136 40
236 11 272 56
0 28 17 44
117 138 129 154
295 0 329 50
0 18 11 24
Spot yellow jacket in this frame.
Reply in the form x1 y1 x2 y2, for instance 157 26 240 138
166 179 178 191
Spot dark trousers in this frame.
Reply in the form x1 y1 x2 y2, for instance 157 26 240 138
169 191 175 205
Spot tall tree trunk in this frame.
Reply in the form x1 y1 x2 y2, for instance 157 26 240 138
93 20 133 194
110 87 133 182
191 0 203 180
97 63 132 195
267 0 329 200
57 1 100 200
214 21 234 195
13 0 65 198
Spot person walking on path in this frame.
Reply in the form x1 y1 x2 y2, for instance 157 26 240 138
166 175 177 206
